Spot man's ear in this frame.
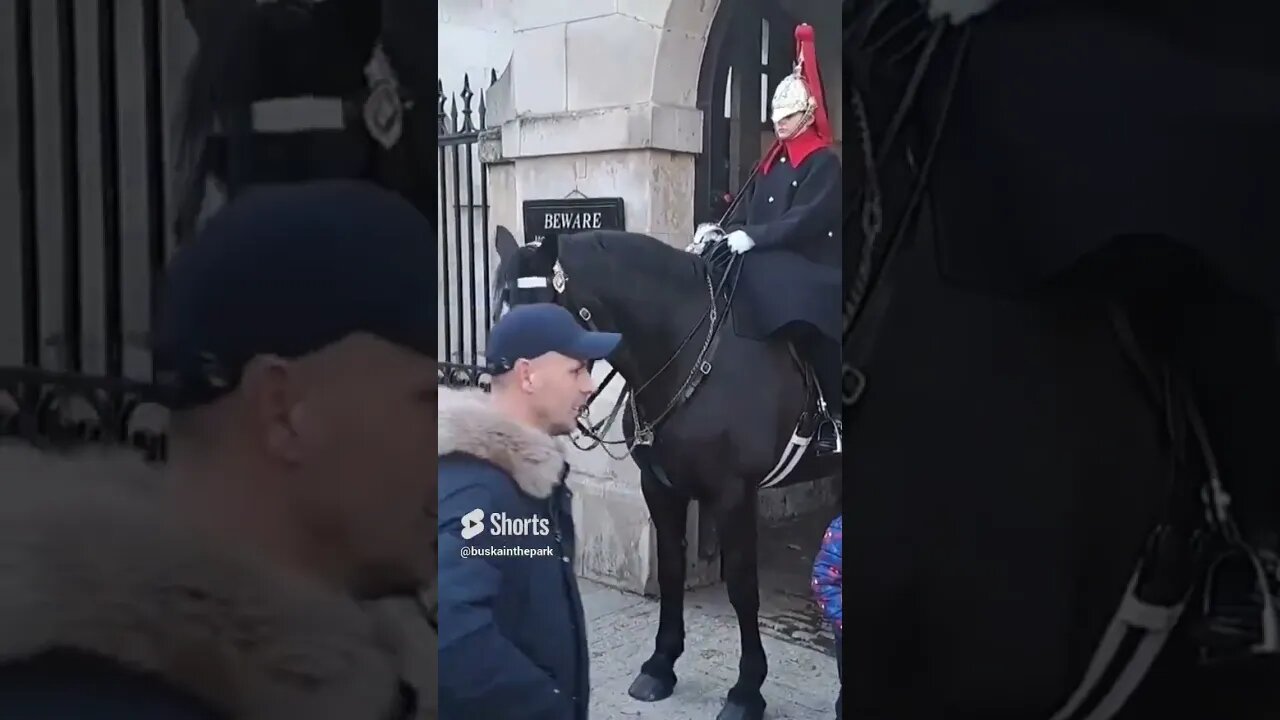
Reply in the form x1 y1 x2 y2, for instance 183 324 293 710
506 358 528 390
240 355 306 463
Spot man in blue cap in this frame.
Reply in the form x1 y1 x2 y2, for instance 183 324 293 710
438 303 621 720
0 180 438 719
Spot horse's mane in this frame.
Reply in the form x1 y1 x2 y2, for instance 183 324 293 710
560 231 706 292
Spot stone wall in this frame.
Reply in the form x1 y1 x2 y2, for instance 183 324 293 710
437 0 516 101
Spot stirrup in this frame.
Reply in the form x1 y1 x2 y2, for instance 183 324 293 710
811 381 842 451
814 415 842 455
827 417 843 454
1196 544 1280 665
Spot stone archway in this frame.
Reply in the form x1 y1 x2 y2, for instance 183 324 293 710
653 0 723 109
482 1 717 252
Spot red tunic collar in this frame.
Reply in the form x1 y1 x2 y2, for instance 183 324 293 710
759 126 830 174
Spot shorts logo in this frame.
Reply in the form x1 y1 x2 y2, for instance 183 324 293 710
461 508 486 540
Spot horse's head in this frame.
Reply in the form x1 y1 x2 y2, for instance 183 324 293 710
178 0 381 155
494 228 612 318
175 0 427 240
492 228 631 369
493 227 558 322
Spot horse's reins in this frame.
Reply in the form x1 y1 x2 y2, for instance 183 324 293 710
569 250 745 458
845 19 968 408
569 169 759 456
846 16 947 325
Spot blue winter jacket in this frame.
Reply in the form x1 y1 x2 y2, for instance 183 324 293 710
437 388 590 720
812 514 843 635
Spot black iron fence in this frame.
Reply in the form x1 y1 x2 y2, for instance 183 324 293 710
0 0 174 459
437 71 497 389
2 9 491 457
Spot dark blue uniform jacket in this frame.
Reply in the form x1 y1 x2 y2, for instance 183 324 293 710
729 145 843 341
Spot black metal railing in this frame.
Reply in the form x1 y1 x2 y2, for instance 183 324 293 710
0 0 171 460
437 71 497 390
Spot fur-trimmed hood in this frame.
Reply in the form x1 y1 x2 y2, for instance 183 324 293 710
437 387 567 499
0 443 434 719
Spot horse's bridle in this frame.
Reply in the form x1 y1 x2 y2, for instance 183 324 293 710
512 253 741 459
174 5 414 243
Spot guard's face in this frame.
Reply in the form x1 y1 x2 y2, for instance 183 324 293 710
271 335 438 598
517 352 596 436
773 111 807 140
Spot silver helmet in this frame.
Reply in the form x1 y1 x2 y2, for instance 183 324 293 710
770 64 817 136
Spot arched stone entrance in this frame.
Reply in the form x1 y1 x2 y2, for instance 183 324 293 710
478 0 840 594
693 0 843 225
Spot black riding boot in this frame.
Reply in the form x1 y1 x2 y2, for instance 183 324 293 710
809 336 843 456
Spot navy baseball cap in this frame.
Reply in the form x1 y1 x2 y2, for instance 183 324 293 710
151 179 435 409
486 304 620 373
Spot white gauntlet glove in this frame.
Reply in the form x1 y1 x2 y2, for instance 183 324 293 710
686 222 725 253
726 230 756 254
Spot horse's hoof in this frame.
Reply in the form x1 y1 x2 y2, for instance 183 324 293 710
715 699 766 720
627 672 675 702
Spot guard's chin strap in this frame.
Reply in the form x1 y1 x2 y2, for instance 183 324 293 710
775 105 816 140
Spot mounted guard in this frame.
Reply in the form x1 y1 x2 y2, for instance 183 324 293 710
692 23 843 456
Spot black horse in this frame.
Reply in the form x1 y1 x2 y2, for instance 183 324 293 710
494 228 840 720
845 2 1280 718
173 0 433 238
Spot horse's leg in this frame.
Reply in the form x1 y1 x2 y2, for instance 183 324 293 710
627 464 690 702
714 483 767 720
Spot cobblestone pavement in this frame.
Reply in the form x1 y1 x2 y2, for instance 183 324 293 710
582 511 841 720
